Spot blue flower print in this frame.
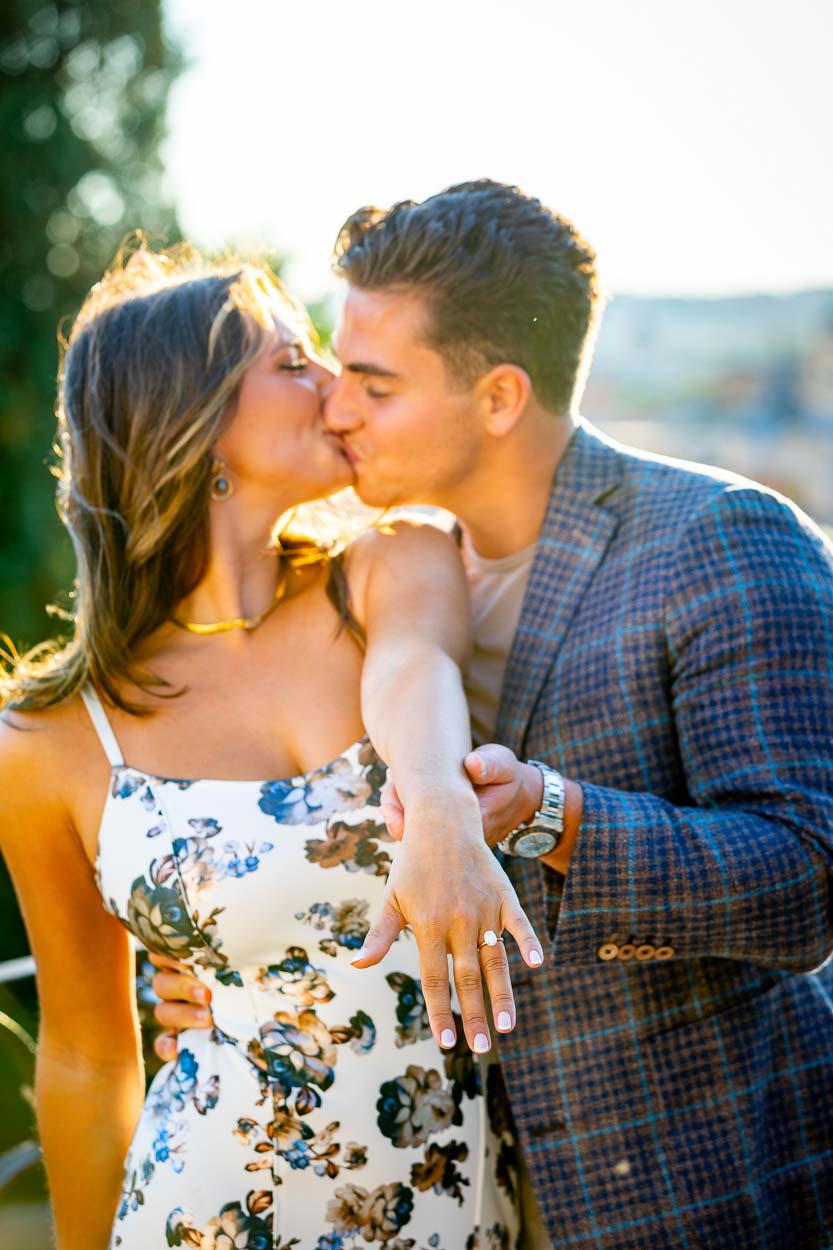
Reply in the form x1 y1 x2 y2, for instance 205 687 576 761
386 973 432 1048
126 875 201 959
255 947 335 1007
347 1010 376 1054
112 770 149 800
285 1140 312 1170
316 1235 344 1250
259 757 372 826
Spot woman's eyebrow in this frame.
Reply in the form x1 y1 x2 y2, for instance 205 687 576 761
269 337 305 358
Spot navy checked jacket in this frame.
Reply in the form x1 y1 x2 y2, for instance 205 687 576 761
494 419 833 1249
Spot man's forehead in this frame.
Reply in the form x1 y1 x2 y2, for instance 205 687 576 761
334 286 431 357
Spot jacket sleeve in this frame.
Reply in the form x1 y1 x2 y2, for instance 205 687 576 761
545 485 833 971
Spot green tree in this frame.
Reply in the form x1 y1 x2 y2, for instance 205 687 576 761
0 0 183 1093
1 0 182 651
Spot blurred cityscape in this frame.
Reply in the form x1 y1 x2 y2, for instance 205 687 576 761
584 290 833 534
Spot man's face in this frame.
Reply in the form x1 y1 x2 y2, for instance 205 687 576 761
325 286 485 509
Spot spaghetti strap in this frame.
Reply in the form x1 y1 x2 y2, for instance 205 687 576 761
80 685 125 767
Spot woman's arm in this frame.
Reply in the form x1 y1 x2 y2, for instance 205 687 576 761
345 521 543 1054
0 715 144 1250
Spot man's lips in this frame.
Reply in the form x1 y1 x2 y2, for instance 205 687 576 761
337 439 361 467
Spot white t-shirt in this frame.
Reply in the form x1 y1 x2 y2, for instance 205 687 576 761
461 529 537 745
461 530 554 1250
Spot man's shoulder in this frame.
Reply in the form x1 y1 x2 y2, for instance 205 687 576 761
579 418 817 532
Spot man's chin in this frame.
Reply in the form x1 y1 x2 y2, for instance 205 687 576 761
351 475 402 510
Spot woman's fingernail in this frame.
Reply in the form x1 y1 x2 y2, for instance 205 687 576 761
194 986 209 1004
529 949 543 966
350 949 367 965
497 1011 512 1031
440 1028 456 1048
196 1007 211 1024
473 1032 490 1053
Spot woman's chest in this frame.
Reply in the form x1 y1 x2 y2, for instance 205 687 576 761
95 739 391 975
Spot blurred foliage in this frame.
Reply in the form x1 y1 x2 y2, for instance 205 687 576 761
0 986 40 1199
1 0 182 652
0 0 182 1012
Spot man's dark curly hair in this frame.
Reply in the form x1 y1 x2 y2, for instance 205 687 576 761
333 179 602 416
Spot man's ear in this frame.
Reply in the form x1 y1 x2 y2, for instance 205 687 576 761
477 364 532 437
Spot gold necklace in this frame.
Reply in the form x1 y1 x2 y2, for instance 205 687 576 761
171 561 290 635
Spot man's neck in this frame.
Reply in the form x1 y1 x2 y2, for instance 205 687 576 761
450 414 575 560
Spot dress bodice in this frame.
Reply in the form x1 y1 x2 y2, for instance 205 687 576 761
79 687 520 1250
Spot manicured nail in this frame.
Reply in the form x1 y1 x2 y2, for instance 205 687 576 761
497 1011 512 1031
350 949 367 965
196 1007 211 1024
473 1032 490 1053
529 949 543 966
440 1028 456 1048
194 986 209 1004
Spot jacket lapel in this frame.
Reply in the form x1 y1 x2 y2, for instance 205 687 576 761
494 419 623 757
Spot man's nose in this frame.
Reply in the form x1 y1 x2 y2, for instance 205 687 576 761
323 375 361 433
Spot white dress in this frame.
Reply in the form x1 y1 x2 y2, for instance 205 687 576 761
81 687 520 1250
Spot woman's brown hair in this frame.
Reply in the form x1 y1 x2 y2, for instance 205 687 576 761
2 240 345 715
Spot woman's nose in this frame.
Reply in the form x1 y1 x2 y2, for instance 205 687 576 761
315 360 337 391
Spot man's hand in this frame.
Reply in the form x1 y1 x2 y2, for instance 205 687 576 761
380 744 544 846
148 952 212 1062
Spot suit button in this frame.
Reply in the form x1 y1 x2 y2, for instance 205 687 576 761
598 943 619 961
654 945 675 960
635 944 655 960
617 943 636 961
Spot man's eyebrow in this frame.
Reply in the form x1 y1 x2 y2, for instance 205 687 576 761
344 361 401 379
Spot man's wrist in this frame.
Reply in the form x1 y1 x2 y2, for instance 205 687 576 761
522 761 545 823
538 778 584 874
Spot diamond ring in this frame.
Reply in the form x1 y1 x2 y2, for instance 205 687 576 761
477 930 504 952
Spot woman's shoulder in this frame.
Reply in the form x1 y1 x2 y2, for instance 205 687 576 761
0 696 95 822
343 510 461 579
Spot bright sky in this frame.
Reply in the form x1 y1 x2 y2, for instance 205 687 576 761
162 0 833 304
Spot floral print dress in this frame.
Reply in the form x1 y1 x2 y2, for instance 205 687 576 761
82 688 521 1250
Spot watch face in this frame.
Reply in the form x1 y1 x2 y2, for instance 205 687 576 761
512 829 558 858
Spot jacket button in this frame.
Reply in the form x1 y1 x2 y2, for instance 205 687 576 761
598 943 619 961
635 944 655 960
617 943 636 961
654 945 675 960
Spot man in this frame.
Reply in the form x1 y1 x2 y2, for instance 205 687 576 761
153 181 833 1247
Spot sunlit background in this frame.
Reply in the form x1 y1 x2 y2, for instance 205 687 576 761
164 0 833 300
1 1 831 1241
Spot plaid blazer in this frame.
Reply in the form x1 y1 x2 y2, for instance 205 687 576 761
494 419 833 1249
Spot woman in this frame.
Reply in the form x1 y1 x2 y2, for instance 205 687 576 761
0 244 542 1249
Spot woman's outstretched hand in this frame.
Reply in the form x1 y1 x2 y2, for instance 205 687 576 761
350 789 544 1055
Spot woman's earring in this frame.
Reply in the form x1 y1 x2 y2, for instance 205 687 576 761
210 457 233 501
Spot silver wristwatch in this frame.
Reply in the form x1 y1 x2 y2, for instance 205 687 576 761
497 761 565 858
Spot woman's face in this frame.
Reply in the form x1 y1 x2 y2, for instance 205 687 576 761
214 311 352 506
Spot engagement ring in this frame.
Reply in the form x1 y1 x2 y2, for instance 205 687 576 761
477 930 504 951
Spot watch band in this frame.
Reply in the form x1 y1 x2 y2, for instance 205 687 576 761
497 761 566 858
